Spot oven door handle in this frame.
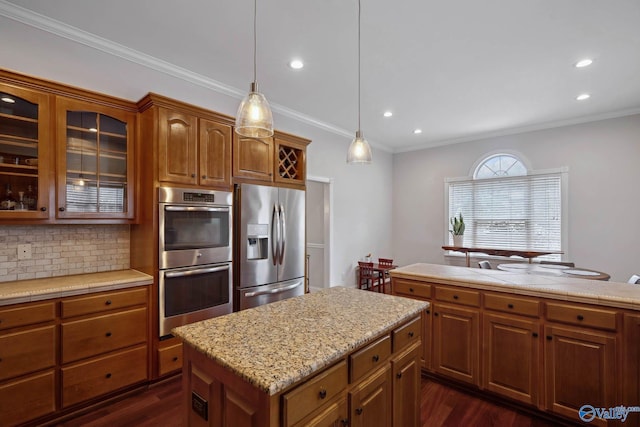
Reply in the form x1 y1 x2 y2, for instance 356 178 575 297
164 206 230 212
164 265 230 278
243 280 303 298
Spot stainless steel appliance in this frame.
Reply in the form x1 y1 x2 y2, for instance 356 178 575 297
235 183 305 310
158 187 233 337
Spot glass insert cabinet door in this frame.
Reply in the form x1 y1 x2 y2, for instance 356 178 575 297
0 83 51 218
56 97 135 219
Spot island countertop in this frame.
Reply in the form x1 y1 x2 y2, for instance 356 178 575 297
0 269 153 306
172 286 428 395
391 263 640 310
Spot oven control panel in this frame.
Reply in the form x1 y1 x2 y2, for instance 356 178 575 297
183 192 215 203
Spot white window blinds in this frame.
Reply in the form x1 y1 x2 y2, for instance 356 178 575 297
447 172 562 252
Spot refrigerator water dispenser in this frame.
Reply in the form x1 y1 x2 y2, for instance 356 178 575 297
247 224 269 260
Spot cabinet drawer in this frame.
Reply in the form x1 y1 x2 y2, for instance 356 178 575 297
546 302 617 331
62 307 147 363
484 293 540 317
158 342 183 376
350 334 391 383
393 279 431 299
435 286 480 307
0 325 56 381
393 316 421 352
0 301 55 331
283 359 348 427
62 345 147 408
0 370 56 426
61 287 147 318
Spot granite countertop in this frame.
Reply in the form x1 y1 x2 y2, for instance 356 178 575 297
0 269 153 306
172 286 428 395
391 263 640 310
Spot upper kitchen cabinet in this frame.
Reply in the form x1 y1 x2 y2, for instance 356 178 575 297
0 81 52 220
138 94 233 190
56 96 135 220
233 130 310 189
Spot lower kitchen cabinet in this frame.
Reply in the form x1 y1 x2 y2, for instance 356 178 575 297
391 342 421 427
623 314 640 427
544 324 617 426
298 395 348 427
349 365 392 427
432 303 480 386
0 370 56 426
158 339 183 377
483 312 541 406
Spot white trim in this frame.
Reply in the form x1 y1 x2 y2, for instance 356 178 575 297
306 176 334 288
469 150 532 178
307 243 325 249
0 1 392 154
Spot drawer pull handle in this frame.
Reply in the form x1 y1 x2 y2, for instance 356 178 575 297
106 373 112 379
396 372 403 379
409 288 414 293
508 304 514 309
59 206 65 212
191 173 196 178
40 207 47 212
318 389 327 399
408 331 414 338
172 356 179 362
532 332 539 338
453 295 459 300
546 335 553 341
202 175 206 179
577 314 584 321
355 408 363 415
105 300 112 305
434 312 439 317
372 354 379 362
426 309 430 314
106 332 112 337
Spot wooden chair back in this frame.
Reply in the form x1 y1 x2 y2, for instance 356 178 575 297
378 258 394 268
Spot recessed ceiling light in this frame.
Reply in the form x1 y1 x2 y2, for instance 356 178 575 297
1 96 15 103
413 129 422 134
289 59 304 70
575 59 593 68
576 93 590 101
383 111 392 117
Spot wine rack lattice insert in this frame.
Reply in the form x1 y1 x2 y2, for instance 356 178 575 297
278 145 301 180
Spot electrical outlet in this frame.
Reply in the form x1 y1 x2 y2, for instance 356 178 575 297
18 244 32 260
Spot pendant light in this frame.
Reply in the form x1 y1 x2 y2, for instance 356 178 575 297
235 0 274 138
347 0 372 164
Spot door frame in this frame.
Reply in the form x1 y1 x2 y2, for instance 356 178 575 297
306 175 333 290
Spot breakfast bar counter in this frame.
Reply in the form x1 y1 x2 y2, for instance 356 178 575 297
172 287 428 427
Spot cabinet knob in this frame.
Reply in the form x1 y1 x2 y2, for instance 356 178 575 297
341 419 349 426
106 332 112 337
453 295 459 300
577 314 584 321
318 389 327 399
106 373 112 379
202 175 206 179
372 354 379 362
532 332 539 338
172 356 179 362
396 372 403 379
191 173 195 178
40 206 47 212
426 309 430 314
507 304 514 309
59 206 65 212
355 408 363 415
408 331 414 338
105 300 112 306
434 312 439 317
546 335 553 341
409 288 414 293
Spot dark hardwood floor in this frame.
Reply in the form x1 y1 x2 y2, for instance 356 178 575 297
54 375 564 427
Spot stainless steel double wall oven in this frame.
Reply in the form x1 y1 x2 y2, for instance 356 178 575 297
158 187 232 337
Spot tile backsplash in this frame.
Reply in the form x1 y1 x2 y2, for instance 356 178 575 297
0 225 130 282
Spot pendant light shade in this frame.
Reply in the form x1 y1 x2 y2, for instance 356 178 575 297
235 0 274 138
236 82 273 138
347 0 372 164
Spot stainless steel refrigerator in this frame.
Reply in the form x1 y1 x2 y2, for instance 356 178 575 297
235 183 306 310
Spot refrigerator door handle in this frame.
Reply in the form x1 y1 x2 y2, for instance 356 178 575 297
279 204 286 265
243 280 304 297
271 204 279 266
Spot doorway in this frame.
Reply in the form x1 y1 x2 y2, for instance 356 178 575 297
306 176 332 292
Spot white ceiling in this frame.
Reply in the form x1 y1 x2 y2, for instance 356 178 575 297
3 0 640 153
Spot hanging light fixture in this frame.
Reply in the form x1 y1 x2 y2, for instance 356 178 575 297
347 0 372 164
235 0 274 138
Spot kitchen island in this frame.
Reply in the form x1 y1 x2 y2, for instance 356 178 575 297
390 263 640 427
172 286 428 427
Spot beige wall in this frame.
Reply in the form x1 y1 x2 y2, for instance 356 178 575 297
392 114 640 283
0 225 129 282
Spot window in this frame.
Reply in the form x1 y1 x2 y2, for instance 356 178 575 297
447 153 564 257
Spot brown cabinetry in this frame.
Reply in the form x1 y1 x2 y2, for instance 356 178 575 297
0 69 138 223
233 130 310 188
349 365 391 427
158 340 183 377
393 278 432 369
391 342 421 427
0 301 57 426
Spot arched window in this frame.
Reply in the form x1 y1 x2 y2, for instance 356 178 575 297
447 153 565 258
473 153 527 179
